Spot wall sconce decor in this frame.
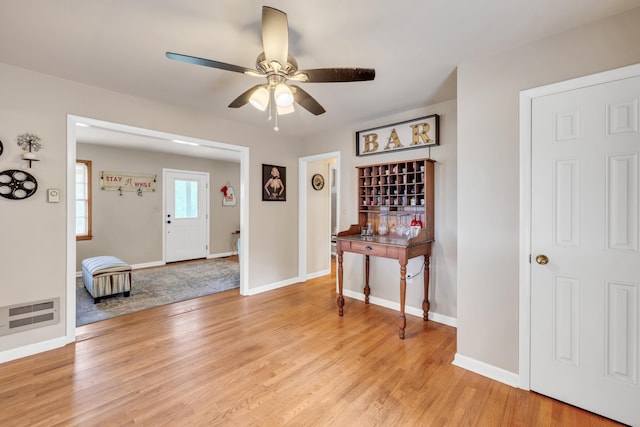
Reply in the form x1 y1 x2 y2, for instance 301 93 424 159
220 182 237 206
16 133 43 168
0 169 38 200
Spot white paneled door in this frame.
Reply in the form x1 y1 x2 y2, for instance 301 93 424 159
531 75 640 425
164 169 209 263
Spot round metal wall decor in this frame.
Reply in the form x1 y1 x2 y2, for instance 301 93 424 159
311 173 325 191
0 169 38 200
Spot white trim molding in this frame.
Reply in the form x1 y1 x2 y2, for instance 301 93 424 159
343 289 458 328
453 353 519 388
244 277 301 296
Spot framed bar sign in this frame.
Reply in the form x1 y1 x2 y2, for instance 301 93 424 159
355 114 439 157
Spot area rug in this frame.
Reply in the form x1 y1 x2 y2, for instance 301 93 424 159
76 258 239 326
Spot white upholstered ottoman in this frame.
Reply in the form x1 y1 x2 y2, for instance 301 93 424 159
82 256 132 303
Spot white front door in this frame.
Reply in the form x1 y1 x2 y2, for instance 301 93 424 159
164 169 209 263
531 75 640 425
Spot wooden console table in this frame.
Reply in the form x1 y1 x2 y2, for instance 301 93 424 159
336 225 433 339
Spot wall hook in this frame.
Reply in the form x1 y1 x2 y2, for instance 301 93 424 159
137 188 143 196
118 187 123 196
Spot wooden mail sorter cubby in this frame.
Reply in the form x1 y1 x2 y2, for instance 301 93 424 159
336 158 435 339
357 158 435 239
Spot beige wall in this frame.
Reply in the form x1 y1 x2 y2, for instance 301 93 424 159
457 7 640 373
300 99 458 320
76 143 240 271
0 61 299 353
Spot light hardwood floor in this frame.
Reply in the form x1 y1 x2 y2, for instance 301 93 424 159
0 268 623 426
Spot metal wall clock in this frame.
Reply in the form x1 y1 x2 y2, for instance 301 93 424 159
311 173 324 191
0 169 38 200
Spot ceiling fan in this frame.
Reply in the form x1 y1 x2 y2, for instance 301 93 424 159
166 6 375 129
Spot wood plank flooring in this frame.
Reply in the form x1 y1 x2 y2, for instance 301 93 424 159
0 269 623 426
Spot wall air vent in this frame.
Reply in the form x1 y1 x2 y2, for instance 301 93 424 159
0 298 59 336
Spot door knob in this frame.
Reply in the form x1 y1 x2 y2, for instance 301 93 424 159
535 254 549 265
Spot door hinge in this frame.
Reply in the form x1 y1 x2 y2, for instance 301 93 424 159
529 254 531 263
206 245 208 250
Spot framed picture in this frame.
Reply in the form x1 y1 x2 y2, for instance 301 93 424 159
311 173 325 191
355 114 439 157
262 164 286 201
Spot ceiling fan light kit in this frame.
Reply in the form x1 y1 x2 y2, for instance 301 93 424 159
249 86 270 111
166 6 375 131
277 103 294 116
274 83 294 107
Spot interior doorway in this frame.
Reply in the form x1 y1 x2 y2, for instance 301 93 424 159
66 115 250 341
298 151 340 281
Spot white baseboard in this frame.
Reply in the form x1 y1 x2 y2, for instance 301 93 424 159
343 289 458 328
305 269 330 280
131 261 165 270
75 254 239 278
75 260 166 277
452 353 520 388
208 252 234 259
245 277 301 295
0 336 68 364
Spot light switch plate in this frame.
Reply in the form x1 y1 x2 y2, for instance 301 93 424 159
47 188 60 203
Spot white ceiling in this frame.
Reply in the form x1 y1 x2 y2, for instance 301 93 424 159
2 1 639 158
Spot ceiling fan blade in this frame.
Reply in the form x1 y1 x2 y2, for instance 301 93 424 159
228 84 264 108
291 85 326 116
262 6 289 68
297 68 375 83
166 52 254 75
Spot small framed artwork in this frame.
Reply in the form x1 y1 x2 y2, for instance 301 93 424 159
262 164 286 201
311 173 324 190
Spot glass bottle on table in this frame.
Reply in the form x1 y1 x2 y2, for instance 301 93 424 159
378 214 388 235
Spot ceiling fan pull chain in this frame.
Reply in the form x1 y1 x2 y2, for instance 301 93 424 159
268 87 274 122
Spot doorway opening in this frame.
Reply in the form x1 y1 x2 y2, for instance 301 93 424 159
66 115 250 340
298 151 340 282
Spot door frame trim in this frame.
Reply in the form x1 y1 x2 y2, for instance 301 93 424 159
519 63 640 389
162 168 210 263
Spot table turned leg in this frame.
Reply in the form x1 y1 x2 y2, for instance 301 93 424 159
364 254 370 304
398 262 407 339
422 254 431 321
337 250 344 316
